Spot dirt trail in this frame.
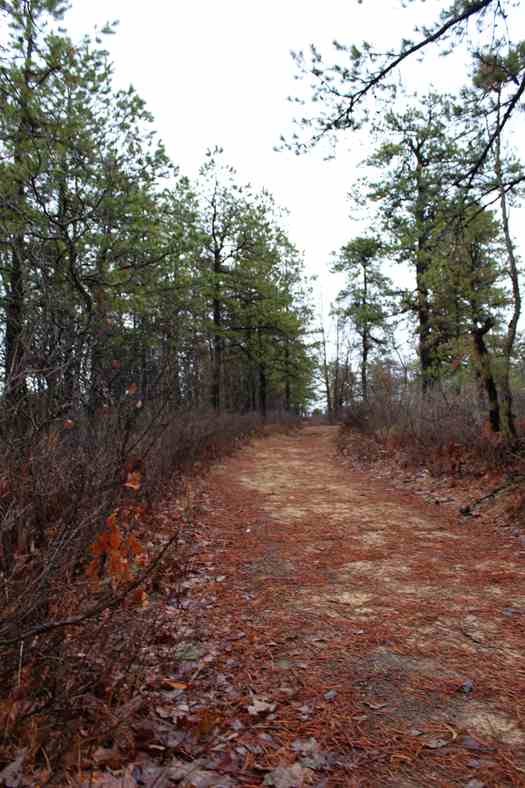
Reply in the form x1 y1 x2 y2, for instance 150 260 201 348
192 426 525 786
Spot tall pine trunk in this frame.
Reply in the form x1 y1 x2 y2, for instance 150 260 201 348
471 318 500 433
495 92 520 442
414 157 435 393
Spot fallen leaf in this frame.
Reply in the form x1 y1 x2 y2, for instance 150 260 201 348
175 643 202 661
80 767 137 787
92 747 124 770
247 698 277 715
134 765 174 788
263 764 312 787
183 770 237 787
300 753 328 771
160 679 188 690
155 706 173 720
291 737 320 754
423 737 448 749
0 749 27 788
466 758 481 768
460 736 495 752
163 760 237 787
225 632 246 641
125 471 141 491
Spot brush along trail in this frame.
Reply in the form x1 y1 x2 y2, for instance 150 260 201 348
159 426 525 786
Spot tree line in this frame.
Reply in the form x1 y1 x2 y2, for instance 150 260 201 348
0 0 315 443
290 0 525 442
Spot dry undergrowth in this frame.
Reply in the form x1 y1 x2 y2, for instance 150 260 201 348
10 424 522 786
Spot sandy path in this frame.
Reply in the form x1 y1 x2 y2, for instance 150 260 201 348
194 426 525 786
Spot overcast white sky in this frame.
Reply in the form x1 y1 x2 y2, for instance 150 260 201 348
65 0 524 322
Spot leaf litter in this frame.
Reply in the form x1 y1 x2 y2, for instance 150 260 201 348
43 425 525 786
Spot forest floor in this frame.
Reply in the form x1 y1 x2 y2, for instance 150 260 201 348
90 426 525 788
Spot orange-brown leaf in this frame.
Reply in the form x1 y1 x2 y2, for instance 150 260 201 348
160 679 187 690
106 510 119 529
85 559 99 578
128 535 143 556
132 588 149 607
109 554 126 576
124 472 141 491
91 531 109 556
109 527 122 550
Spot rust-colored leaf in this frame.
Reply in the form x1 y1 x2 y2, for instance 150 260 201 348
106 510 119 529
109 554 125 575
128 535 143 556
91 531 108 557
108 526 122 550
124 471 141 491
160 679 188 690
132 588 149 607
85 559 99 578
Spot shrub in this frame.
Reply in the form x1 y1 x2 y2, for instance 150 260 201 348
338 382 525 476
0 402 262 778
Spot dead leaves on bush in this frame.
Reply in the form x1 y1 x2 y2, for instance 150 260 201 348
85 506 147 604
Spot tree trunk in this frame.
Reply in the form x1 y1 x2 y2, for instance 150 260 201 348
414 155 435 393
284 338 291 412
5 245 26 414
321 325 333 422
258 364 267 422
361 332 369 402
495 91 519 442
471 318 500 433
211 247 223 411
255 329 267 420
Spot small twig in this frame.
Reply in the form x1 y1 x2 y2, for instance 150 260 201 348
459 475 525 516
41 747 51 775
189 661 206 684
17 641 24 686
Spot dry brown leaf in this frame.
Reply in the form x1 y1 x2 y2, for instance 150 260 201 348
125 472 141 491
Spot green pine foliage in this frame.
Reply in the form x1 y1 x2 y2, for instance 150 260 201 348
0 3 316 434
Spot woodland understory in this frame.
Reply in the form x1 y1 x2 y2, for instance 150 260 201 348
3 422 525 787
2 0 525 785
